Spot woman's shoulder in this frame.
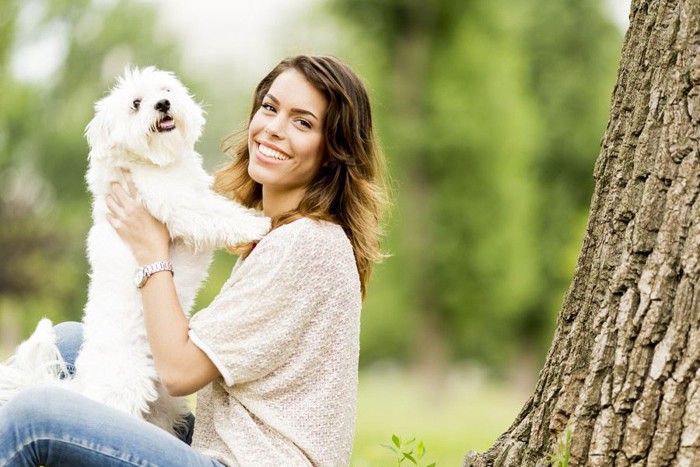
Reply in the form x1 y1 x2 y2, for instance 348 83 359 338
233 217 359 296
250 217 354 269
265 217 349 249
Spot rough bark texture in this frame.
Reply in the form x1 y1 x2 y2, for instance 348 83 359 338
463 0 700 465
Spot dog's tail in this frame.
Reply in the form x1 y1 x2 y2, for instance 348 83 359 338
0 318 67 406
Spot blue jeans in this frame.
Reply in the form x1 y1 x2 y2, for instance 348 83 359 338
0 322 225 467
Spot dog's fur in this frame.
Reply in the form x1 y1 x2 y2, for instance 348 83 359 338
0 67 270 434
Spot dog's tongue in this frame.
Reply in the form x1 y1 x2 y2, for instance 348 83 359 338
158 117 175 131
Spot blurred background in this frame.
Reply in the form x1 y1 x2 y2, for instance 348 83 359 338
0 0 629 464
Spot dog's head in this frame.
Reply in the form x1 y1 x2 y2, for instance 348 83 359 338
86 67 205 166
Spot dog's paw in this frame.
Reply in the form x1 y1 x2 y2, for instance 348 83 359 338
227 215 271 246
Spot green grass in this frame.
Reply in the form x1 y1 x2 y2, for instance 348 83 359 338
351 364 529 466
546 424 572 467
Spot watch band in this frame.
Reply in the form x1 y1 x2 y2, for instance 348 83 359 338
134 260 174 288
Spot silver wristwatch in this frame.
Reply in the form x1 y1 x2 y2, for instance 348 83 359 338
134 260 174 288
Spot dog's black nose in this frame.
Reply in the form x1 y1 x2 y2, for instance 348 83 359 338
155 99 170 113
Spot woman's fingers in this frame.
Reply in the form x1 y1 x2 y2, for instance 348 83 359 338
121 169 137 198
106 193 126 219
104 170 170 264
110 179 139 211
105 212 123 231
108 179 140 224
109 170 138 209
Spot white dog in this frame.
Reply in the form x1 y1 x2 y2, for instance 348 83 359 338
0 67 270 434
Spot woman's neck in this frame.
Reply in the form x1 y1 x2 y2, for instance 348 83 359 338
262 186 305 218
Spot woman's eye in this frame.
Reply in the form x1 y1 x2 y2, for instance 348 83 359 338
132 99 142 110
296 119 312 129
261 103 276 112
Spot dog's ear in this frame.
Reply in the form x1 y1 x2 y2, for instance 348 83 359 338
121 66 142 87
85 98 114 161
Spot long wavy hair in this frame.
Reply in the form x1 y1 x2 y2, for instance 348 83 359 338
214 55 389 298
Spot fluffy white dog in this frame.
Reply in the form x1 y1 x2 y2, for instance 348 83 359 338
0 67 270 434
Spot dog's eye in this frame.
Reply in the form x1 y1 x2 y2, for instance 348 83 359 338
132 99 142 110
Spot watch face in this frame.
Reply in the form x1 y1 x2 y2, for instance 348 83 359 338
134 269 146 287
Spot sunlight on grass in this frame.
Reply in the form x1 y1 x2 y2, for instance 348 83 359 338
352 364 529 466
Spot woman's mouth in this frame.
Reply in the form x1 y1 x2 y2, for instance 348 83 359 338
258 143 291 161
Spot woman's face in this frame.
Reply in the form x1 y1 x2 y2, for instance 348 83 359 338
247 69 327 203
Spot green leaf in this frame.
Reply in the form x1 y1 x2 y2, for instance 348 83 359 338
417 441 425 458
380 443 399 454
405 438 416 446
392 434 401 448
402 452 418 465
427 463 437 467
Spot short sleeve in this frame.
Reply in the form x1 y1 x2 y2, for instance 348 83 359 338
188 220 345 386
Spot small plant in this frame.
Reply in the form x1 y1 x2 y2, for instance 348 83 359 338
546 425 572 467
381 434 436 467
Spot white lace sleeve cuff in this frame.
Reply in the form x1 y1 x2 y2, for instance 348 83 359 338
189 329 235 387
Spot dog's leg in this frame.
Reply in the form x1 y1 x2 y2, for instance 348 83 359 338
131 162 271 251
164 189 271 251
75 311 159 420
75 223 162 420
74 329 160 420
145 383 191 436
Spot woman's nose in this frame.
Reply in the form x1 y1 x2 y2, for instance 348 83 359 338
264 116 284 138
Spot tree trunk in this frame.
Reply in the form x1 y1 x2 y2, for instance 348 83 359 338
464 0 700 465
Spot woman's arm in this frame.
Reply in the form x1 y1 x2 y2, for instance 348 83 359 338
138 272 221 396
106 170 220 396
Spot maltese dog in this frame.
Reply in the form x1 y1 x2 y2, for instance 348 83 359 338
0 67 270 435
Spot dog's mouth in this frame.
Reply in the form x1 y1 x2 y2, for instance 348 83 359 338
155 115 176 133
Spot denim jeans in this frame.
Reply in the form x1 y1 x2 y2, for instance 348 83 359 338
0 322 225 467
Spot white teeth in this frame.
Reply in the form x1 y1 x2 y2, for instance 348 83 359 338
259 144 290 160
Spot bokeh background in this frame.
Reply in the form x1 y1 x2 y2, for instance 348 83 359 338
0 0 630 464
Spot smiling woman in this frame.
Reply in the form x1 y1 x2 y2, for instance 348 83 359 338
247 69 328 218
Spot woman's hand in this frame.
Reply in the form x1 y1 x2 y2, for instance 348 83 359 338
106 170 171 265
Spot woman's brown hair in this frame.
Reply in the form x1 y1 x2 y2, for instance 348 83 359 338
214 55 389 298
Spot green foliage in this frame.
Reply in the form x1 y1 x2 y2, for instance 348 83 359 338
381 434 436 467
520 0 622 353
546 425 572 467
424 3 543 364
329 0 623 369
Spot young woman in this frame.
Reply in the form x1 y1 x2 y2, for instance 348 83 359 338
0 55 388 466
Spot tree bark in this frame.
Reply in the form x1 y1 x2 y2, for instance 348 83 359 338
464 0 700 465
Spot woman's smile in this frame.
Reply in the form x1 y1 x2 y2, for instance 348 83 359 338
256 141 291 162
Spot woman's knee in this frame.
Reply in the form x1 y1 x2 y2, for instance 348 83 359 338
3 387 73 422
0 387 86 465
54 321 83 353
